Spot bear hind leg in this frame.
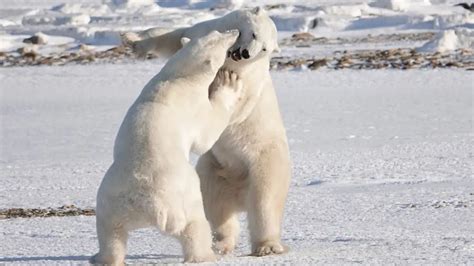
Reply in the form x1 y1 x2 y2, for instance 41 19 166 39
197 152 242 254
173 163 215 263
247 144 291 256
90 215 129 265
179 219 216 263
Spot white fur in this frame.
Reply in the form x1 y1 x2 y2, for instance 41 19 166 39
123 7 291 256
91 30 242 265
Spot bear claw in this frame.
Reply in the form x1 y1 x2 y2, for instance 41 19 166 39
252 241 288 257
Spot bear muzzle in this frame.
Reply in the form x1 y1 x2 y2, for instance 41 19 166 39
230 47 242 61
229 47 250 61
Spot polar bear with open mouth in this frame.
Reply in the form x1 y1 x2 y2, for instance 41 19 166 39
122 7 291 257
91 30 242 265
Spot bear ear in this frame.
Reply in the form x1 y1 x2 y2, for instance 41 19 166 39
252 6 263 15
180 37 191 47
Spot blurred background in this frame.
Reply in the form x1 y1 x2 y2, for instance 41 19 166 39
1 0 472 66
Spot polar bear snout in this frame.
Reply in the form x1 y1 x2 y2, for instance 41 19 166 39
241 49 250 59
229 47 250 61
230 47 242 61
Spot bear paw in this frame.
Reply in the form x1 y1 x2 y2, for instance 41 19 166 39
252 241 288 256
184 252 216 263
89 253 125 266
214 238 236 255
211 69 242 111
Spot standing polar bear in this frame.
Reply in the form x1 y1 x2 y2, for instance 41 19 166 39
123 7 291 256
91 30 242 265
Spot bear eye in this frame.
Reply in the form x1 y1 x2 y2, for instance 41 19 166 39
262 47 267 52
252 33 257 39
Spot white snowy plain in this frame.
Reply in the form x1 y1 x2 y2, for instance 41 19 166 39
0 63 473 264
1 0 474 264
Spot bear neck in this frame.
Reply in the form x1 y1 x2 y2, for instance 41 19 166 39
224 55 270 75
160 62 215 83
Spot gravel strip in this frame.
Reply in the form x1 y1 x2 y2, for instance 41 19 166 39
271 48 474 70
280 32 436 46
0 205 95 219
1 45 472 70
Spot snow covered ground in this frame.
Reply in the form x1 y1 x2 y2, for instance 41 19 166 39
1 64 473 264
1 0 474 264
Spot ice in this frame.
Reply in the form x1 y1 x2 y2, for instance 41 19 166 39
417 28 474 52
370 0 431 11
110 0 155 7
0 34 30 51
51 3 112 16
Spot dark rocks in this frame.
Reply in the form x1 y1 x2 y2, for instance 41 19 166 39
308 59 327 70
0 205 95 219
270 48 474 70
264 4 287 10
280 32 436 47
1 44 472 70
22 33 48 45
291 32 316 42
0 45 157 67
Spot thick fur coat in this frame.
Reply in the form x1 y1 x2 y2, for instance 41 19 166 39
91 30 242 265
123 7 291 256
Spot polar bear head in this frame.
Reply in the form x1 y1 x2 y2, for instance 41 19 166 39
164 30 239 77
227 7 280 62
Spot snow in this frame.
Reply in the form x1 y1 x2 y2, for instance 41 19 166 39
51 3 112 16
0 34 30 51
370 0 431 11
418 29 474 52
1 180 472 264
1 64 473 264
110 0 156 9
1 0 473 264
1 0 473 53
156 0 244 9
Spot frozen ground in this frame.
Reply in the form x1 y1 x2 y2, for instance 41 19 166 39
1 0 473 264
1 64 473 264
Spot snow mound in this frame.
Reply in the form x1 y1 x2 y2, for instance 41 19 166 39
0 32 75 52
432 13 474 29
370 0 431 11
41 27 123 45
417 29 474 52
51 3 112 16
213 0 245 9
109 0 156 8
0 35 30 52
0 19 16 27
321 4 372 18
22 12 91 26
156 0 244 9
23 32 49 45
271 14 317 32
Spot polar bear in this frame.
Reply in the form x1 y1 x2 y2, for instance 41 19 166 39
90 30 242 265
122 7 291 257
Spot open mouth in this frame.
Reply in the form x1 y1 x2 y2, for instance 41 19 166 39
228 47 250 61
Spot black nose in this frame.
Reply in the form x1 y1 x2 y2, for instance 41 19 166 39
241 49 250 59
231 48 241 61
